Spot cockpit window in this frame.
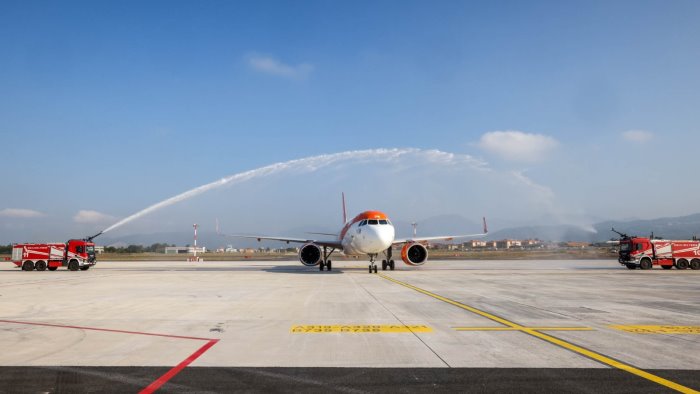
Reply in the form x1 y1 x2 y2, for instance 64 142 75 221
368 219 379 225
379 219 388 225
359 220 367 226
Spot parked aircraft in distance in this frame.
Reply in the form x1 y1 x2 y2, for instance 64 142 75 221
219 194 487 273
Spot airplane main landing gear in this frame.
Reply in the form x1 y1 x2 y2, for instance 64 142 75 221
320 246 335 272
319 260 332 270
382 247 395 271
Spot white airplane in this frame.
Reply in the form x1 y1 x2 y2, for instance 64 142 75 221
220 194 487 273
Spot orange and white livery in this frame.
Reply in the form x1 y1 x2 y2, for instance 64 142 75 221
222 194 487 273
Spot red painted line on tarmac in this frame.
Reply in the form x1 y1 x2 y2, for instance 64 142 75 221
139 339 219 394
0 319 211 340
0 319 220 393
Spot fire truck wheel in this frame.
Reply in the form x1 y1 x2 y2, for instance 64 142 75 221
690 259 700 270
22 261 34 271
34 260 47 271
48 267 58 271
639 258 652 270
68 260 79 271
80 266 90 271
676 259 689 270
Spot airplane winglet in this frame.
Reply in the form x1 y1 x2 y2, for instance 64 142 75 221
215 218 224 237
342 192 347 224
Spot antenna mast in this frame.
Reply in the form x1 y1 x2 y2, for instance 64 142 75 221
188 224 202 262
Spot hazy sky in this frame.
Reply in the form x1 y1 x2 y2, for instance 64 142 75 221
1 1 699 243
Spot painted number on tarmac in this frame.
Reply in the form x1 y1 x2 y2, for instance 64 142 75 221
610 325 700 334
290 325 432 333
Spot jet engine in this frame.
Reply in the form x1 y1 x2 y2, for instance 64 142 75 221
401 242 428 266
299 243 322 266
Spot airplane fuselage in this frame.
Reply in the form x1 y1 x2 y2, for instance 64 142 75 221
339 211 395 255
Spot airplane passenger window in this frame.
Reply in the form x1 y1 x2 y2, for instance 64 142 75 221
368 220 379 225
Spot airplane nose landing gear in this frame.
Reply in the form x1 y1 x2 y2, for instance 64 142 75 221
368 254 378 273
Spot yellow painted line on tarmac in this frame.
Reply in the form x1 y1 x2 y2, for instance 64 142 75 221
610 325 700 334
454 327 594 331
378 274 521 328
521 327 698 394
378 273 699 394
290 325 433 333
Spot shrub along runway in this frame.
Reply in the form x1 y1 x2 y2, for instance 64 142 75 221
0 260 698 392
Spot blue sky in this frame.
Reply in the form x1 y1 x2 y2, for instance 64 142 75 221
1 1 699 243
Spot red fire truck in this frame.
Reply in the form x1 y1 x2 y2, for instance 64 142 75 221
613 228 700 270
11 239 97 271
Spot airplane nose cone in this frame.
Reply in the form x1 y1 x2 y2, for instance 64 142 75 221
362 225 394 253
379 225 395 247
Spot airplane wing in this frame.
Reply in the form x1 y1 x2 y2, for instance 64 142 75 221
306 232 339 237
393 217 488 245
219 233 343 249
216 219 342 249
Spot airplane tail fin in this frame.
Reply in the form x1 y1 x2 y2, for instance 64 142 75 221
482 217 488 234
342 192 347 224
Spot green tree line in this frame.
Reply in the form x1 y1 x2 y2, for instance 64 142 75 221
105 243 174 253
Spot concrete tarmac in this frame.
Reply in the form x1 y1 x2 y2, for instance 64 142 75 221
0 260 698 393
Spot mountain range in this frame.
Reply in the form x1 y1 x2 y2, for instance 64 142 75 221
98 213 700 248
485 213 700 242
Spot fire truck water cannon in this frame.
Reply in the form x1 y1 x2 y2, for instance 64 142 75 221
611 227 631 239
84 231 104 242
